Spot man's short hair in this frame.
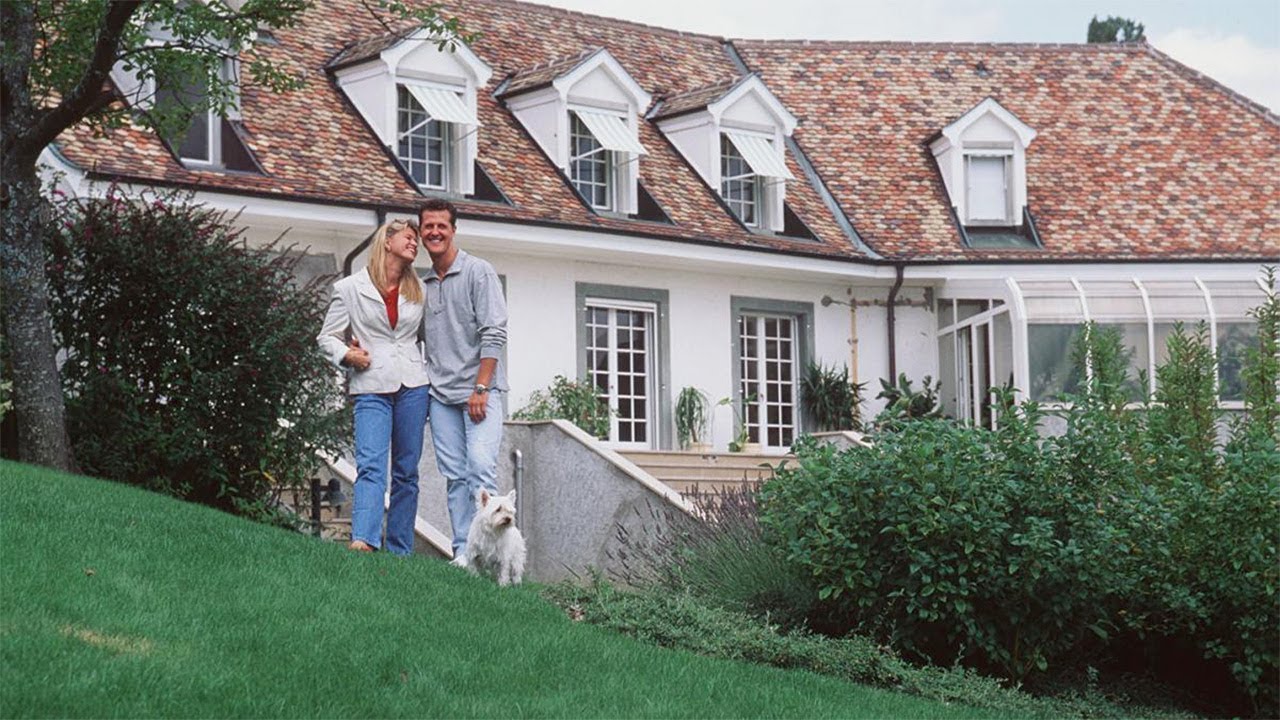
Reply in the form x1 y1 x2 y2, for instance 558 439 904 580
417 198 457 228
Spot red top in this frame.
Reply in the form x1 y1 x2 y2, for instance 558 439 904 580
382 285 398 330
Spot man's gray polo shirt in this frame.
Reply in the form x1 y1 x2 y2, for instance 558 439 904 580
422 249 508 405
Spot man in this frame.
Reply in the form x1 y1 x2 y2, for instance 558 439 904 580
418 198 509 559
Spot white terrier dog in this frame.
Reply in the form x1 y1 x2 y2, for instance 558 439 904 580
451 489 526 586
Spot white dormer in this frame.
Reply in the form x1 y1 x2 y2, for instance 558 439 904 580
930 98 1036 227
501 48 651 215
329 28 492 196
652 75 797 233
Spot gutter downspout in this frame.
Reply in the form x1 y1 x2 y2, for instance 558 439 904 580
886 264 905 380
343 207 387 277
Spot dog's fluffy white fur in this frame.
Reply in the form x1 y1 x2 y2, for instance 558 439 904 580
451 489 526 586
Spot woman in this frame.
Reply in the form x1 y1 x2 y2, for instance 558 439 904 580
317 218 430 555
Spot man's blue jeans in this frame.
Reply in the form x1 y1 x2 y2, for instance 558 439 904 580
430 391 504 557
351 384 430 556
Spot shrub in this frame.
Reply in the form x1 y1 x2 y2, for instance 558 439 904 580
874 373 942 424
674 386 711 449
609 485 817 630
512 374 611 439
759 314 1279 715
800 361 864 432
45 187 347 519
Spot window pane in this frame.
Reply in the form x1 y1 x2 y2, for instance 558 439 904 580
967 155 1008 222
1217 322 1257 402
1028 324 1085 401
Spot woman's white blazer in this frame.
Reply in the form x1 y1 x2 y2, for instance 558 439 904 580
317 268 430 395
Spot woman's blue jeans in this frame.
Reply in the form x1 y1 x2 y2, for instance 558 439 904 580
351 384 430 555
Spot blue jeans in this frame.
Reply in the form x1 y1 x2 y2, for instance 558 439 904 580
351 384 430 556
430 391 504 556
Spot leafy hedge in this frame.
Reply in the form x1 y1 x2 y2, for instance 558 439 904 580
45 187 348 519
760 304 1279 715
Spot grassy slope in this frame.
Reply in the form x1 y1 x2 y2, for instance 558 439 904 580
0 460 1001 719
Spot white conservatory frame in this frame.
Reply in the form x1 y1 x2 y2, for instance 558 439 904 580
936 271 1275 424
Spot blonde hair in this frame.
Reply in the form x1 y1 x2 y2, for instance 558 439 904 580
367 218 423 303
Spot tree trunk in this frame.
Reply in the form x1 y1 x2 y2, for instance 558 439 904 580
1 164 75 471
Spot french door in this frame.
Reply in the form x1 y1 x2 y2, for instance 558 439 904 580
739 313 798 449
585 299 656 448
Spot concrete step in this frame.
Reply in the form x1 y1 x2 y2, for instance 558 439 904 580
619 450 795 498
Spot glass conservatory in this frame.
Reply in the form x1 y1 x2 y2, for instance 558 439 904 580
935 273 1275 426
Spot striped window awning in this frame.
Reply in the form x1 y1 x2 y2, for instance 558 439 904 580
405 85 480 126
574 109 648 155
724 131 794 180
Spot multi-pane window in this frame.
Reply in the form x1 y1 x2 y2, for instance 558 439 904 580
739 314 797 448
720 135 759 226
586 302 655 447
397 85 448 189
965 154 1011 224
570 113 612 210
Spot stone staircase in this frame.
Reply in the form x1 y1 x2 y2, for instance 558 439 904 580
616 449 794 499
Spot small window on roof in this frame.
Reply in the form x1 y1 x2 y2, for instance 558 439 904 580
965 154 1011 225
720 134 760 226
570 112 614 211
397 85 450 190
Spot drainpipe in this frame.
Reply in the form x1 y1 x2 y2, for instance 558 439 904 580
343 207 387 277
886 264 905 381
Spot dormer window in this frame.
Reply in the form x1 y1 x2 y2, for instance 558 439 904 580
397 85 451 190
328 27 492 196
652 75 797 233
570 112 613 209
965 152 1012 225
501 48 650 216
930 98 1036 234
720 134 759 225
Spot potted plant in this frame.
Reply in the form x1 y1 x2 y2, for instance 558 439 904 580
800 360 865 432
675 386 712 452
719 393 759 453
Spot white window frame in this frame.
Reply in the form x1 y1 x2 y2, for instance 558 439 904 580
569 112 615 211
154 58 235 167
585 297 657 449
396 83 453 191
720 133 761 227
964 152 1013 225
738 313 800 450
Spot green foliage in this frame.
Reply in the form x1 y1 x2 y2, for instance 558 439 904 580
874 373 942 424
1236 267 1279 444
1142 323 1221 486
674 386 710 449
1087 15 1146 43
609 487 818 631
760 314 1279 714
45 186 347 519
544 580 1186 719
801 360 864 432
513 375 612 439
718 393 756 451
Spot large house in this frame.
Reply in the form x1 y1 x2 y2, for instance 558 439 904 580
46 0 1279 454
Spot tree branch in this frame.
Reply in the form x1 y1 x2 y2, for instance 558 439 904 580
21 0 143 157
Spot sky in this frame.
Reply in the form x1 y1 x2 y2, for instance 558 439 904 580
532 0 1280 110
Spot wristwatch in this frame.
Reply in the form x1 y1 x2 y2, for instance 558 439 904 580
474 383 490 394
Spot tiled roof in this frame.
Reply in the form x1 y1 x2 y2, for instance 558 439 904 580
734 39 1280 261
650 77 742 120
55 0 1279 263
499 47 601 97
326 22 419 70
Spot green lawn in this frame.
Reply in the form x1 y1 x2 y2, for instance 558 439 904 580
0 460 1002 718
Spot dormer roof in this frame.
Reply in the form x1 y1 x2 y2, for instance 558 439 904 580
933 97 1036 150
499 46 652 111
651 74 797 135
326 24 493 87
